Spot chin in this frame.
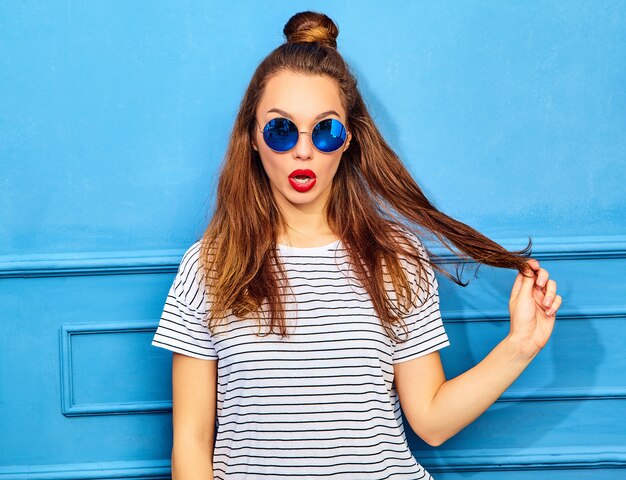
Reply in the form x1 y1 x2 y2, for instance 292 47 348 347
283 187 318 201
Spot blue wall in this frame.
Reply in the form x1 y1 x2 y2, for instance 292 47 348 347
1 1 625 479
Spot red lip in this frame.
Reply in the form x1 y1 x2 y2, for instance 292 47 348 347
289 169 316 179
288 169 317 193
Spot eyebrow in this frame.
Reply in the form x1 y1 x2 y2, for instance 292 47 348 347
266 108 341 121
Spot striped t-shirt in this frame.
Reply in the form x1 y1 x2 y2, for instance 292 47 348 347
152 234 451 479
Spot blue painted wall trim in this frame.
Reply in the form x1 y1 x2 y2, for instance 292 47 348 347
59 322 171 416
2 234 625 278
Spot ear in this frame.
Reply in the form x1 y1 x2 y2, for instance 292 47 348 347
343 130 352 151
252 141 258 151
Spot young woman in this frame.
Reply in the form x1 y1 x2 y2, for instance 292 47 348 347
152 11 562 480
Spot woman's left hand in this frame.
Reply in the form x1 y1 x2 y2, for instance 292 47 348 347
508 259 562 355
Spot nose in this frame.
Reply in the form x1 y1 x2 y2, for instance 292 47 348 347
293 130 313 159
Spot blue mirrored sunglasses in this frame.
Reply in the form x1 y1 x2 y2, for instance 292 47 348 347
256 117 348 153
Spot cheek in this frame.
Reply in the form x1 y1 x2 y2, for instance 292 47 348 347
258 153 284 181
325 156 343 177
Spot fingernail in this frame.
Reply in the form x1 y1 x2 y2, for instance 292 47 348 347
544 296 552 306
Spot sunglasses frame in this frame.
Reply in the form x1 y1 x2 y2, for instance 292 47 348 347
254 117 350 153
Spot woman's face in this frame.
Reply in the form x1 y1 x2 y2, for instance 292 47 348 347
252 71 351 214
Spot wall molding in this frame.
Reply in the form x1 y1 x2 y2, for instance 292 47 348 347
0 248 182 278
0 449 624 479
2 234 626 278
0 460 171 480
443 305 624 323
59 308 626 417
443 307 626 402
59 322 171 416
421 446 626 472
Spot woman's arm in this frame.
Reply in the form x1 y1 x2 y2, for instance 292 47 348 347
171 353 218 480
395 335 536 446
395 259 561 446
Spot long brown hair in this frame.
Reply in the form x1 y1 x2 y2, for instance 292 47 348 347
198 11 533 342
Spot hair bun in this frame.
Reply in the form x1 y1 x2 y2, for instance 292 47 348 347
283 11 339 49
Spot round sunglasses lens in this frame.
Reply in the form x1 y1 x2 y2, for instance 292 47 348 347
312 118 347 152
263 118 298 152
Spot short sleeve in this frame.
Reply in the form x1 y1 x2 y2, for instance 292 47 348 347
392 234 451 364
151 242 218 360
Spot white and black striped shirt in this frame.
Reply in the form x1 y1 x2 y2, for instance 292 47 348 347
152 234 450 479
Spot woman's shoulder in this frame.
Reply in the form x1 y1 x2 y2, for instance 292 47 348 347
388 224 429 257
388 224 437 296
173 240 206 300
178 240 202 275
